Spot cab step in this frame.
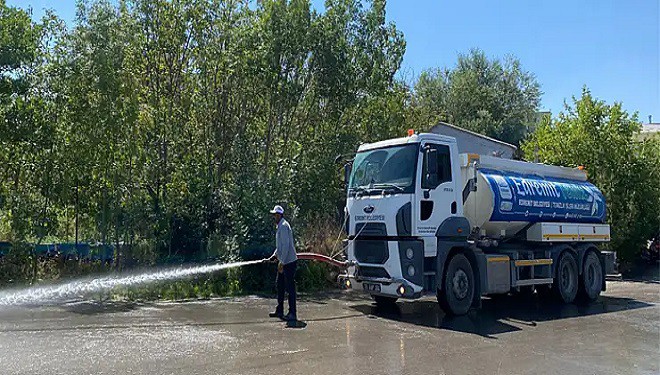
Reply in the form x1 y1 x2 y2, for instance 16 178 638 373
513 278 553 287
514 259 553 267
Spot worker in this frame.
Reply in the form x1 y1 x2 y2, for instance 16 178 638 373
267 205 298 322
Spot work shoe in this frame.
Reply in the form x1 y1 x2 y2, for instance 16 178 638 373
269 311 284 319
283 312 297 322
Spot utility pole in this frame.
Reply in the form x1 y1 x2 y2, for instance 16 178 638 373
75 181 79 246
534 144 539 163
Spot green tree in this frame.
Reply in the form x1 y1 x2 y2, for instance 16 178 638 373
522 88 660 262
0 0 408 285
409 49 541 145
0 0 67 282
0 0 40 240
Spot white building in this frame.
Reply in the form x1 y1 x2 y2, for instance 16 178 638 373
429 121 517 159
639 123 660 141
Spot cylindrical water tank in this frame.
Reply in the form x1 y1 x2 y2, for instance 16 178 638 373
463 167 607 238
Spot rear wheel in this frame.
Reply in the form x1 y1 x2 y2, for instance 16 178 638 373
578 251 603 301
437 253 474 315
552 251 579 303
372 295 398 306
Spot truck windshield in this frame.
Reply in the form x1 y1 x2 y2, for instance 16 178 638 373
349 144 418 193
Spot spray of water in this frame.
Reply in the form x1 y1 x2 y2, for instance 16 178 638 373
0 259 265 306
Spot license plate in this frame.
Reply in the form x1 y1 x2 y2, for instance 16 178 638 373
362 283 381 292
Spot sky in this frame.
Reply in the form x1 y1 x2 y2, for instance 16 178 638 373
8 0 660 122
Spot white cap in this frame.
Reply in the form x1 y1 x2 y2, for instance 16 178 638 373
269 205 284 214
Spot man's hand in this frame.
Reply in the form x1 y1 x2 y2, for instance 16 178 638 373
277 262 284 273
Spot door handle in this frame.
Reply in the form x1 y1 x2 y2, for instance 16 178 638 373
451 201 457 214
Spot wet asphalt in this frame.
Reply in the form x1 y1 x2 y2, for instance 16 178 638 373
0 277 657 375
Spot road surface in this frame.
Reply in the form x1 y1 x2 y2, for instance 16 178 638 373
0 278 657 375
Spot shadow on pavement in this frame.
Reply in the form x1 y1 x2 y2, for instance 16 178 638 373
286 320 308 329
61 300 151 315
349 294 654 339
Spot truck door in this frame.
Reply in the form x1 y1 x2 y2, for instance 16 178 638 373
415 142 460 236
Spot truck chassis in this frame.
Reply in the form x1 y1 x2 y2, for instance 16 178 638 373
339 219 615 315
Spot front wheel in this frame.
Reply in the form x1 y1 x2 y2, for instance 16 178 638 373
578 251 603 301
437 253 475 315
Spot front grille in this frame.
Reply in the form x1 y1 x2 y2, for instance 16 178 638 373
354 240 388 264
358 266 391 279
354 222 387 237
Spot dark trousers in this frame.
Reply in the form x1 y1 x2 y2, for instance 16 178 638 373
275 261 297 316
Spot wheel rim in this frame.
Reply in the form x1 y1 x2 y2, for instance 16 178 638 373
452 269 469 300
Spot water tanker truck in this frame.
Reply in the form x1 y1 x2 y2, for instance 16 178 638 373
338 131 614 315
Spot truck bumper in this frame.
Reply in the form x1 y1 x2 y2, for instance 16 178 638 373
343 236 425 299
338 272 423 299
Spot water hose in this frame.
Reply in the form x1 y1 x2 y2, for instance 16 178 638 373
261 253 354 269
297 252 354 268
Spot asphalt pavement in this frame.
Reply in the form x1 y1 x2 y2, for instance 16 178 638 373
0 277 657 375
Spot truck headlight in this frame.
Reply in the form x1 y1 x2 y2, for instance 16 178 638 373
406 248 414 259
407 265 415 277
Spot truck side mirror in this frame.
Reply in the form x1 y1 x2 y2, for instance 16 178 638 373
425 148 439 187
343 161 353 186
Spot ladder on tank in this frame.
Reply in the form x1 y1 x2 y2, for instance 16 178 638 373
498 250 554 289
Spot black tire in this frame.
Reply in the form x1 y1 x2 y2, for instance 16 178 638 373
372 295 398 306
552 251 579 303
437 253 475 315
578 251 603 301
